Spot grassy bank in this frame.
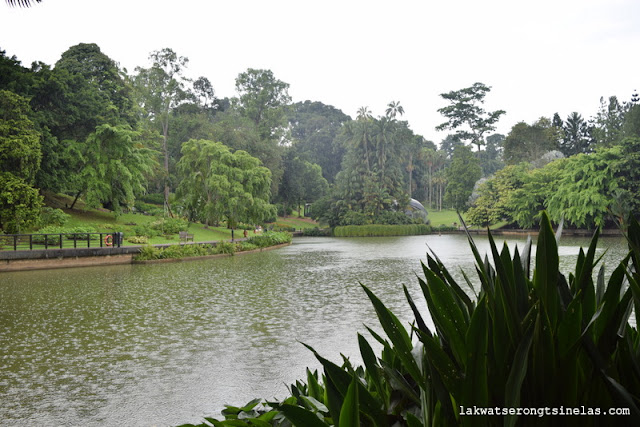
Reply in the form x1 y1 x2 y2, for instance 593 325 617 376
36 193 316 246
134 231 292 261
428 209 507 230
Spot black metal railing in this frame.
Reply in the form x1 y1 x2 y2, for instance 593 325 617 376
0 232 123 251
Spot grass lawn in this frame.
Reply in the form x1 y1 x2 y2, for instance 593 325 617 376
427 208 506 230
427 209 465 227
38 193 317 246
272 214 319 230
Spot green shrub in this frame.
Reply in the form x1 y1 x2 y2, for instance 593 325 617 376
236 241 259 251
375 210 414 225
134 200 164 216
301 227 332 237
186 212 640 426
32 225 64 245
39 207 70 227
127 235 149 244
133 234 289 262
136 245 160 260
271 224 296 232
138 193 165 205
132 224 158 238
64 226 98 240
30 225 99 244
333 223 431 237
246 231 292 248
275 203 293 217
151 217 189 235
340 210 369 225
214 241 236 255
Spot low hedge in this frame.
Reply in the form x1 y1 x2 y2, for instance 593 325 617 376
333 223 431 237
133 232 291 261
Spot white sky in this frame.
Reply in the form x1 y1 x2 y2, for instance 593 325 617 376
1 0 639 144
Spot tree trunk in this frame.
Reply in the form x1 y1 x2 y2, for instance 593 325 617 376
162 121 173 218
407 153 413 199
70 190 83 210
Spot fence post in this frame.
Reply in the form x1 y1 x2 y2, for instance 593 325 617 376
87 233 90 248
13 235 17 251
29 234 33 250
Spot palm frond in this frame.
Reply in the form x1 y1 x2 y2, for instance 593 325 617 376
6 0 41 7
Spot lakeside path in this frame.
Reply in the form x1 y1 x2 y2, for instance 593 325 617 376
0 238 291 273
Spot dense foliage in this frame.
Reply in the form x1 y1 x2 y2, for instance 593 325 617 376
180 212 640 426
468 137 640 228
1 44 639 233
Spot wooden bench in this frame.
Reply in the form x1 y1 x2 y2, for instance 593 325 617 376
179 231 194 243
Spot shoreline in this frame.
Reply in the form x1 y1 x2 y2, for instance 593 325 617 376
0 241 291 273
440 228 623 237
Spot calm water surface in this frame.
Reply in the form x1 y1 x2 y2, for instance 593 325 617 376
0 234 628 426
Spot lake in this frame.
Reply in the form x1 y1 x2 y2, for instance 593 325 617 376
0 233 629 426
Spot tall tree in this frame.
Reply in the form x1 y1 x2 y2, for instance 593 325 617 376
0 90 41 183
0 172 42 233
0 90 43 232
479 132 505 176
65 124 156 214
385 100 404 119
503 119 557 165
547 147 621 228
439 134 464 160
234 68 291 142
287 101 350 183
613 137 640 220
559 112 592 156
176 139 275 227
278 150 329 216
209 109 284 196
420 147 446 209
53 43 136 142
333 104 413 223
622 95 640 138
591 96 626 147
444 145 482 211
134 48 191 213
436 82 505 152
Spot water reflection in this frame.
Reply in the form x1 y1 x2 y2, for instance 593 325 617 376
0 234 629 426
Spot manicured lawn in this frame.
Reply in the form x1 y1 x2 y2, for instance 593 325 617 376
427 208 506 230
272 215 319 230
38 193 318 246
427 209 465 227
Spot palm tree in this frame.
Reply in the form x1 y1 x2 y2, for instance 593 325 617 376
357 106 372 121
5 0 41 7
385 100 404 120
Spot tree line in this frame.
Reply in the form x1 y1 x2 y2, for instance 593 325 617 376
1 43 639 233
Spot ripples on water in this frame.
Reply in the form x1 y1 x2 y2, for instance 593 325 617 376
0 234 629 426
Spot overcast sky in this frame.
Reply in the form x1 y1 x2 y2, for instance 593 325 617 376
1 0 639 143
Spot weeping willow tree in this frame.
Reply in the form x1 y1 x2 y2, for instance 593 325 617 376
176 139 276 227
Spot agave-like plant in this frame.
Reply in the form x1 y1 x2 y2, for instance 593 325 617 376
181 211 640 427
